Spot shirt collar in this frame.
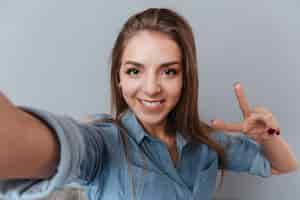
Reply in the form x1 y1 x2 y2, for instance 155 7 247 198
120 109 189 147
120 109 147 144
176 131 188 151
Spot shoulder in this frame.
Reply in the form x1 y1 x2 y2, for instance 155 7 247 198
82 113 113 124
82 113 116 129
81 113 121 142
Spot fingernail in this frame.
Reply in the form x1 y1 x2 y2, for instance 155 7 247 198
268 128 276 135
234 82 240 88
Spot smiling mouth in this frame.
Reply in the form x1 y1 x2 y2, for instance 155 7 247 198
141 99 164 102
138 98 165 108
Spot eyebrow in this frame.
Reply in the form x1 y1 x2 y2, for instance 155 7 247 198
123 60 181 68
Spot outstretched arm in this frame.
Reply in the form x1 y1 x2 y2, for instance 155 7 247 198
0 91 60 179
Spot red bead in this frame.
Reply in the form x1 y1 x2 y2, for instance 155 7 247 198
268 128 276 135
276 130 280 135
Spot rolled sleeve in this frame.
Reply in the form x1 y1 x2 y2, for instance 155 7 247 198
211 132 271 177
248 146 271 177
0 106 106 200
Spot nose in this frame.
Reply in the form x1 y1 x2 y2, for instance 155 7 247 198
142 73 162 96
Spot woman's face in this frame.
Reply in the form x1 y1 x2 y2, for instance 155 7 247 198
119 31 183 133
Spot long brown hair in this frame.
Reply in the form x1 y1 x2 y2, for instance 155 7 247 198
106 7 227 192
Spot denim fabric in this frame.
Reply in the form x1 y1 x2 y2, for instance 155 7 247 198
0 106 271 200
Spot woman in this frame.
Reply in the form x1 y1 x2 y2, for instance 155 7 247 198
0 8 298 200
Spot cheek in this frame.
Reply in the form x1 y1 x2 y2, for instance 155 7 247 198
170 87 182 104
165 78 183 98
120 80 140 99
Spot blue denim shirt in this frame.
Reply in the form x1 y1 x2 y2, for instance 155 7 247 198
0 106 271 200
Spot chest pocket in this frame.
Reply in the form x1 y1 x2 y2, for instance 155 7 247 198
192 158 219 199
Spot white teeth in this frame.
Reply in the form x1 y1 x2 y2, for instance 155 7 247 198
141 100 162 107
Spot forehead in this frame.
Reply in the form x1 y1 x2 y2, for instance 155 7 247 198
121 31 182 66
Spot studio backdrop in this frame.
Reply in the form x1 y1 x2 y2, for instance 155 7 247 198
0 1 299 200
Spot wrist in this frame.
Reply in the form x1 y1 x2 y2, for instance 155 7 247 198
260 134 282 146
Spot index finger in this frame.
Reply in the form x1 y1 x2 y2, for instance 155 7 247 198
234 82 251 118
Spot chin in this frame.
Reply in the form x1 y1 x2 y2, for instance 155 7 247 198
135 110 168 126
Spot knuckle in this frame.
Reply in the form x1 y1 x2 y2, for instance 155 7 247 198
253 106 270 114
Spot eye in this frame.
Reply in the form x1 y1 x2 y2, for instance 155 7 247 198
164 68 177 76
125 68 139 76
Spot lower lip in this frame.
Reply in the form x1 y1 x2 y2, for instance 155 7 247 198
139 99 165 111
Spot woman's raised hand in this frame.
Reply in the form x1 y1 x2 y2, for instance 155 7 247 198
210 82 280 144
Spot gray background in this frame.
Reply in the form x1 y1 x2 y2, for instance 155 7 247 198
0 0 299 199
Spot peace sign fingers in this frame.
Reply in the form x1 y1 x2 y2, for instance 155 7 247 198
211 82 281 141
